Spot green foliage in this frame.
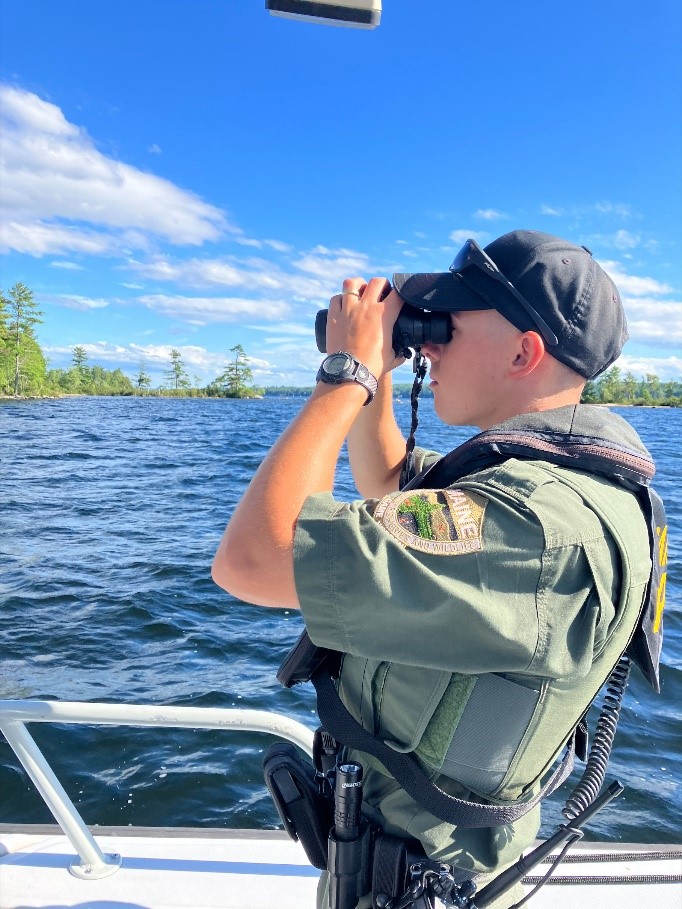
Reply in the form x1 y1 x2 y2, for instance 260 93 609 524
580 368 682 407
45 359 134 396
392 383 434 398
135 359 152 390
163 349 191 390
263 386 312 396
207 344 260 398
0 283 45 395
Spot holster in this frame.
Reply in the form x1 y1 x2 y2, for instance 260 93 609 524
328 821 373 909
262 740 333 870
277 630 341 688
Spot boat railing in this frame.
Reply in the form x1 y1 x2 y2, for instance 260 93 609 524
0 698 315 880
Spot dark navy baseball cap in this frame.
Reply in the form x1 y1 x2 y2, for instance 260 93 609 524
393 230 628 380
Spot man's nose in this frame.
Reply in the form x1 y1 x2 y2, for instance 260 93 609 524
419 342 440 360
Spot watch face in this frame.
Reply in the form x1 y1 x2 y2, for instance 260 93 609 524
325 354 352 376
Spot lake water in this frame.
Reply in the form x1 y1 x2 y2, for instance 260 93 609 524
0 396 680 843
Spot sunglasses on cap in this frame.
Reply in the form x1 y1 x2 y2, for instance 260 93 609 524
449 240 559 347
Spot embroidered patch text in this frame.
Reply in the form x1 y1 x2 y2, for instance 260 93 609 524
374 489 487 555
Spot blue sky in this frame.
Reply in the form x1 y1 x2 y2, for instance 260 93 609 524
1 0 680 386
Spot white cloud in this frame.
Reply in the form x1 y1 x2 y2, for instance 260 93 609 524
594 201 631 219
130 343 222 368
235 236 265 248
248 322 311 337
589 231 642 252
615 354 682 380
126 253 319 299
148 143 162 155
264 239 292 253
448 229 488 245
44 341 230 372
612 229 640 250
233 236 291 253
595 260 682 348
623 297 682 345
292 247 372 281
541 201 634 221
138 294 289 324
46 293 111 311
474 209 509 221
49 260 84 270
599 261 673 297
0 84 229 256
129 256 248 287
1 220 120 256
125 246 389 304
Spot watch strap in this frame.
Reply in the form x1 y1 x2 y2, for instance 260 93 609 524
316 352 378 405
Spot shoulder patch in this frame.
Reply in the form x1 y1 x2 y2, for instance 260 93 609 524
374 489 487 555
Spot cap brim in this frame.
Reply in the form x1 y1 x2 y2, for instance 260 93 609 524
392 272 493 312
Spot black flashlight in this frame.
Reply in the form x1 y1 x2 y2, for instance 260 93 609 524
328 761 369 909
334 762 363 841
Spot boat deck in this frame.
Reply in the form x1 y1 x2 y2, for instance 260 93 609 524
1 825 680 909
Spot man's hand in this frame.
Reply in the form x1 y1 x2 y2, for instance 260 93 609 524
325 278 405 378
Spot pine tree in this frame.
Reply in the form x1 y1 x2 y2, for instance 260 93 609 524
163 349 191 390
136 359 152 390
0 292 9 394
72 346 88 371
1 283 45 395
211 344 255 397
70 346 90 391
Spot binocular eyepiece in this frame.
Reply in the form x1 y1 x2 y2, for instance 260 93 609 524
315 302 452 358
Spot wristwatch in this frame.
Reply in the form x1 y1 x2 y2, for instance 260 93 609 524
316 351 378 405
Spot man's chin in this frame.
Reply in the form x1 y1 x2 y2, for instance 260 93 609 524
434 399 478 429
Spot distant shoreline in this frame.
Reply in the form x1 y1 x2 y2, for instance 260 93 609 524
1 393 677 408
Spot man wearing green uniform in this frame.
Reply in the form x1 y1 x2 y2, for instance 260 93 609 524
212 231 654 908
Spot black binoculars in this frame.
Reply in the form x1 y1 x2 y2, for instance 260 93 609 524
315 303 452 358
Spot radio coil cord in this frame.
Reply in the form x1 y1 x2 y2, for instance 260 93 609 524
562 654 632 820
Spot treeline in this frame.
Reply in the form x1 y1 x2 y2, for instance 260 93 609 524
582 367 681 406
0 283 260 399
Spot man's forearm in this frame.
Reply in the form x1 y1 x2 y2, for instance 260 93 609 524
211 276 405 609
347 373 407 498
211 381 368 608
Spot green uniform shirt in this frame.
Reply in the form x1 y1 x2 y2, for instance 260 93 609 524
293 405 651 874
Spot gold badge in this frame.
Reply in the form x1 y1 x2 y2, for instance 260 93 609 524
374 489 487 555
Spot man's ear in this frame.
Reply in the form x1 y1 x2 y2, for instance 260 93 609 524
510 331 545 377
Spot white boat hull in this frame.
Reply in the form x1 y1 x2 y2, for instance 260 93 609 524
1 825 680 909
